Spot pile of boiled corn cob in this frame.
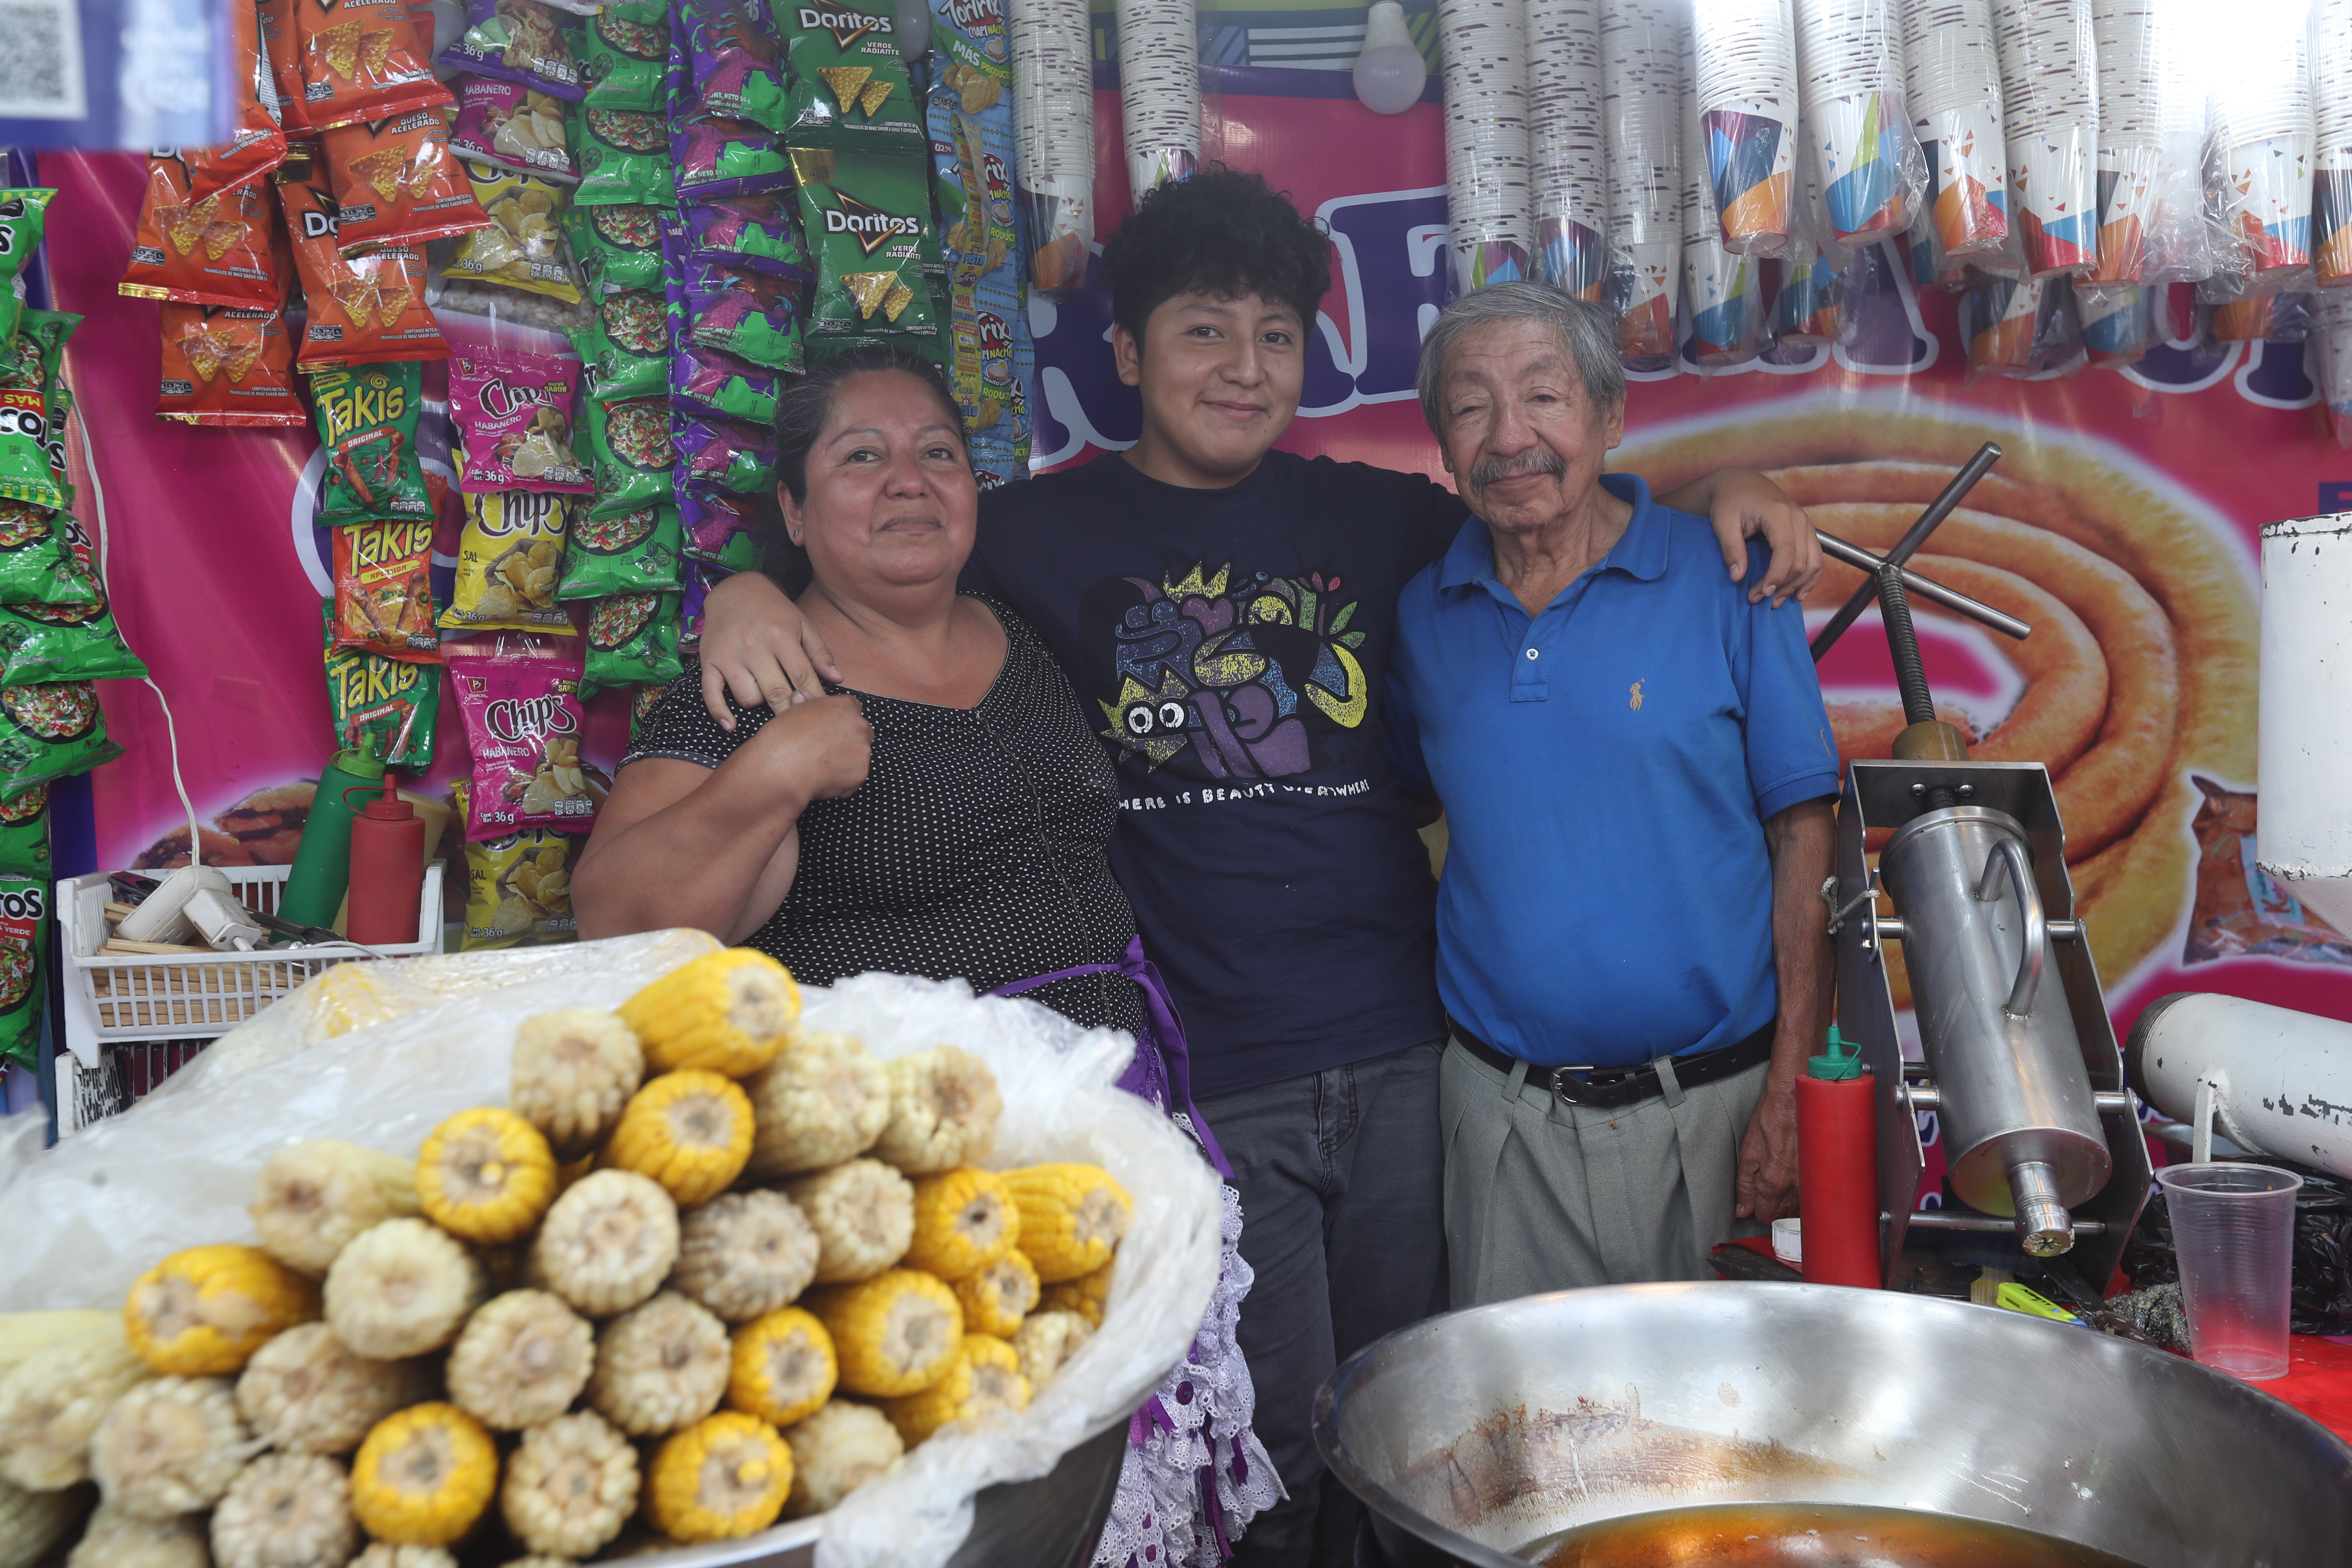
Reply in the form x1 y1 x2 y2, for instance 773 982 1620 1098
0 947 1133 1565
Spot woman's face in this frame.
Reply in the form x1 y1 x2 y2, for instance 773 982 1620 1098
782 371 976 599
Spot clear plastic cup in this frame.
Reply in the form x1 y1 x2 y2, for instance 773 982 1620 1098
2157 1163 2303 1381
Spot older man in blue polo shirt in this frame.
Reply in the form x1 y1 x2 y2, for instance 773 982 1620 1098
1388 282 1840 1302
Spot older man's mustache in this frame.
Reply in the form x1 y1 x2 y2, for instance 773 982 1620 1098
1467 449 1566 491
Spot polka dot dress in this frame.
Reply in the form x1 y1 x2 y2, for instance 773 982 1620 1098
625 595 1148 1036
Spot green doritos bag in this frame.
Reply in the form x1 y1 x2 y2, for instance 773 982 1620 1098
792 147 938 337
0 682 122 801
567 202 668 291
571 289 671 403
560 505 683 599
0 509 147 686
0 785 51 874
580 0 671 111
581 396 675 518
323 601 441 768
584 591 683 686
0 500 99 608
783 0 921 146
310 363 434 526
574 106 678 208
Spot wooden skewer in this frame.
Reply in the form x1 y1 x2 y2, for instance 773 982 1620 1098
98 939 217 956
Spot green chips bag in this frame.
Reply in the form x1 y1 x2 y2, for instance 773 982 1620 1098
585 591 683 686
322 603 440 768
567 202 668 291
581 0 671 111
0 501 98 608
310 363 433 526
560 505 682 599
792 147 938 337
783 0 920 145
0 682 122 801
574 106 678 208
581 396 675 518
571 289 671 403
0 785 51 875
0 510 147 686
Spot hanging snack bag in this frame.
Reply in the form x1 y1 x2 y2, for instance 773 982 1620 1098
0 190 47 346
324 108 491 253
682 193 811 278
446 633 597 838
679 488 764 572
331 517 439 658
581 0 669 112
677 0 789 128
567 201 665 291
442 492 574 631
446 161 583 300
0 311 75 403
293 0 450 132
0 683 118 803
439 0 586 97
449 351 594 493
450 77 579 182
585 591 683 686
581 396 676 517
681 256 804 367
259 0 315 132
0 392 61 514
673 113 793 201
783 0 920 146
0 514 149 687
574 106 677 206
450 779 578 947
324 606 440 766
571 288 670 401
673 415 776 494
559 504 682 598
157 301 307 426
119 160 283 309
280 153 450 367
673 341 780 423
180 0 290 197
793 147 937 337
0 502 96 609
309 361 433 524
0 785 51 874
0 855 46 1071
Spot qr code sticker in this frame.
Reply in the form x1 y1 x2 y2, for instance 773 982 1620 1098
0 0 88 120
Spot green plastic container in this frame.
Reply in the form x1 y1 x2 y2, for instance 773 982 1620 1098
280 749 387 931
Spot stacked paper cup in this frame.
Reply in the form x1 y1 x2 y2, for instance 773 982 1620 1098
2307 0 2351 284
2313 288 2352 444
1602 0 1684 358
1116 0 1200 202
1795 0 1916 247
1899 0 2009 258
1681 26 1760 361
1691 0 1799 254
1010 0 1097 291
1966 271 2050 374
2077 280 2150 366
2215 24 2313 285
2085 1 2159 282
1528 0 1610 297
1781 109 1845 340
1991 0 2098 276
1440 0 1536 292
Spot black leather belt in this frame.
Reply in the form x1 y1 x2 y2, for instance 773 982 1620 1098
1447 1016 1777 1110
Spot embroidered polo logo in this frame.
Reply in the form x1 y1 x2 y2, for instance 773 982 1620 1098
1629 680 1645 710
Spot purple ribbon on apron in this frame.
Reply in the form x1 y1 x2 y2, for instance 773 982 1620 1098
985 936 1233 1180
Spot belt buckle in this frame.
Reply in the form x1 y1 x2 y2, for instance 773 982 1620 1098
1549 1064 1633 1108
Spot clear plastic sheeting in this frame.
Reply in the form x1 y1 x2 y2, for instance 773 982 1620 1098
0 939 1226 1568
2208 0 2316 291
1992 0 2100 275
1527 0 1609 295
1900 0 2009 257
1794 0 1922 247
1438 0 1536 291
2087 0 2160 282
1116 0 1202 201
1691 0 1798 254
1681 26 1762 364
2312 0 2352 282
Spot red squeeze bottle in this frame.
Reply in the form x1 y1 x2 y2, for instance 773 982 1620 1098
345 773 426 945
1797 1026 1881 1289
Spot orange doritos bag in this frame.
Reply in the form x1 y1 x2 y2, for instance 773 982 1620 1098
293 0 450 133
119 155 287 309
278 148 449 368
157 301 306 426
259 0 314 132
183 0 289 199
324 108 490 254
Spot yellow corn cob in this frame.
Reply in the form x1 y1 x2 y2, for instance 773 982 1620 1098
1002 1165 1132 1284
643 1411 793 1542
0 1476 91 1568
208 1452 358 1568
952 1250 1038 1339
89 1375 251 1517
901 1167 1017 1281
417 1107 557 1245
876 1333 1029 1445
67 1504 207 1568
0 1320 153 1489
349 1402 499 1546
803 1269 962 1398
510 1006 645 1158
603 1071 754 1206
870 1048 1002 1175
672 1191 820 1323
1038 1258 1113 1329
248 1140 421 1276
0 1310 117 1381
499 1410 638 1560
530 1170 680 1317
1011 1310 1093 1390
726 1308 836 1428
124 1245 320 1376
619 949 798 1078
234 1322 430 1456
781 1400 900 1518
446 1290 594 1430
588 1292 730 1436
324 1219 486 1360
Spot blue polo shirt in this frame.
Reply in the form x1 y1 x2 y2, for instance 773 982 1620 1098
1387 474 1840 1069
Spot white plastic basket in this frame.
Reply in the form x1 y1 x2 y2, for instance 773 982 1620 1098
58 864 445 1063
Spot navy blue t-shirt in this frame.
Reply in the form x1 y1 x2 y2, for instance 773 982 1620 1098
962 449 1466 1095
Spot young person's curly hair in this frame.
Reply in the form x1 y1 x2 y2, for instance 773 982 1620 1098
1100 166 1334 343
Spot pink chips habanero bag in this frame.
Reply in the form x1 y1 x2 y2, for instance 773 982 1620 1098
444 631 600 839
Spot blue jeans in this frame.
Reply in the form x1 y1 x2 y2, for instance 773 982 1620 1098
1195 1039 1449 1568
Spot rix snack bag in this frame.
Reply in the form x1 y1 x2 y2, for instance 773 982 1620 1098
580 0 669 113
567 200 666 291
309 361 433 525
583 590 682 686
573 106 676 207
0 863 46 1070
441 491 574 631
445 633 597 838
0 501 97 609
579 395 675 518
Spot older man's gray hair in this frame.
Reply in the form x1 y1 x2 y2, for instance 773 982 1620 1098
1415 282 1626 435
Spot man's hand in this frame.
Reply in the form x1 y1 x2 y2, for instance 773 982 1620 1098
1656 468 1823 607
698 570 844 729
1737 1063 1801 1222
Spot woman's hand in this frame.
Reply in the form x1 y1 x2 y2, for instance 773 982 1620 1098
753 692 873 802
1657 469 1823 608
699 570 845 728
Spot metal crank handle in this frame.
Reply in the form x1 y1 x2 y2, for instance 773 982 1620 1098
1814 531 2030 641
1977 837 2045 1020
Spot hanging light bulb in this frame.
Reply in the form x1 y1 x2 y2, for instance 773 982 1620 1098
1353 0 1426 114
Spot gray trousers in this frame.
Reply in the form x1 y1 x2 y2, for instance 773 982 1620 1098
1439 1035 1768 1306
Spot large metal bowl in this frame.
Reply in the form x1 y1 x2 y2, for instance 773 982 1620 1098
1313 1283 2352 1567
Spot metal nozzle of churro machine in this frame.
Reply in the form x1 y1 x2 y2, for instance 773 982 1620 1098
1813 444 2151 1289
